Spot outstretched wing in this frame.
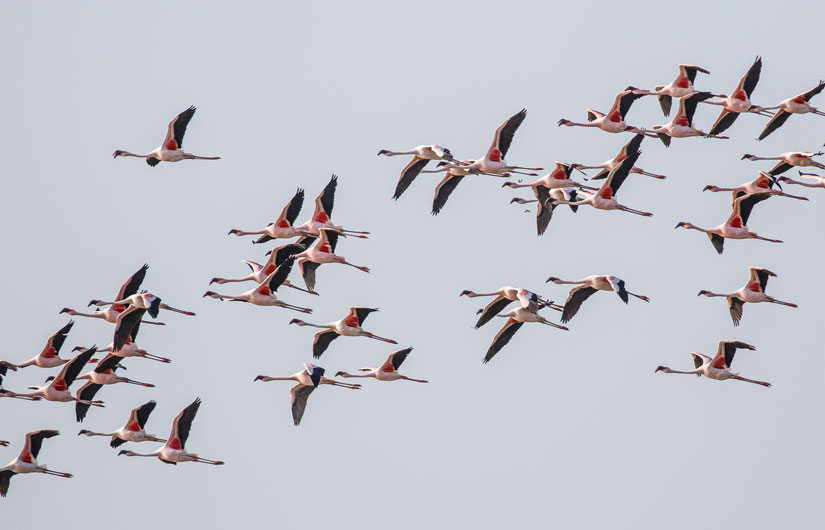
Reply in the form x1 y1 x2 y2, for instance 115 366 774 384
264 258 295 292
740 56 762 98
26 429 60 460
299 260 321 292
728 297 744 326
603 149 642 196
290 385 315 426
483 319 524 364
133 400 158 429
44 320 74 356
561 285 598 323
393 157 430 200
278 188 305 226
488 109 527 159
169 397 201 450
313 175 337 218
114 307 146 352
389 347 413 370
750 267 776 292
683 92 714 127
167 106 196 149
116 264 149 301
709 109 739 136
535 185 554 236
75 381 103 422
474 296 515 329
757 110 791 141
736 192 771 226
431 174 465 215
712 340 756 369
312 329 339 359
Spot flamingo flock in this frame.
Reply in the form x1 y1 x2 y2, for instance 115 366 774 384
3 53 823 500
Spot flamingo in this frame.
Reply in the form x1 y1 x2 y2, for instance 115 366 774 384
702 171 808 201
254 363 362 426
675 192 782 254
698 267 797 326
558 87 653 135
741 151 825 175
777 171 825 189
89 292 196 317
546 275 651 324
0 430 72 497
82 317 171 363
293 175 370 238
704 56 774 136
290 229 370 292
655 340 771 387
509 187 581 235
289 307 397 358
209 242 316 295
25 347 104 407
227 188 312 243
418 160 513 215
549 149 653 217
0 361 41 401
644 92 729 146
118 398 224 465
377 145 455 199
9 321 78 369
443 109 542 176
758 80 825 140
569 134 666 180
502 162 598 191
634 64 711 116
460 287 561 329
203 259 313 313
483 305 568 364
112 106 220 166
78 400 165 447
335 347 428 383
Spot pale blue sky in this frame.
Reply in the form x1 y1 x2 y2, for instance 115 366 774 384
2 1 824 528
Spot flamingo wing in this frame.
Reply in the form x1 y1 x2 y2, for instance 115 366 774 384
535 185 555 236
751 267 776 292
475 296 515 329
278 188 305 226
392 157 430 200
114 307 145 352
299 260 321 292
116 264 149 301
483 318 524 364
709 109 739 136
757 110 791 141
75 381 103 422
312 330 339 359
168 397 201 451
488 109 527 159
740 56 762 98
431 173 466 215
163 106 196 149
44 320 74 356
389 347 413 370
290 384 315 426
561 285 598 323
25 429 60 460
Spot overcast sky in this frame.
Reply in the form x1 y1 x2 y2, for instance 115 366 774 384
2 1 824 528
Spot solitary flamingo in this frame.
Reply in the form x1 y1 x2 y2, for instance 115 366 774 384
703 57 773 136
675 192 781 254
550 149 653 217
777 171 825 189
547 275 651 324
0 361 41 401
118 398 224 465
335 347 428 383
255 363 362 425
203 259 313 313
113 106 220 166
378 145 455 199
741 151 824 175
209 242 316 295
460 287 561 329
655 341 771 387
569 134 666 180
698 267 797 326
227 188 312 243
702 171 808 201
25 347 105 408
644 92 729 146
483 305 568 364
9 321 78 369
78 400 166 447
758 80 825 140
293 175 370 238
89 292 196 318
0 430 72 497
290 229 370 292
289 307 397 358
635 64 711 116
445 109 542 176
558 87 652 135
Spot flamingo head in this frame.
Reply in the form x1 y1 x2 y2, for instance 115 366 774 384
654 366 667 373
546 277 561 284
674 222 691 229
377 149 389 156
112 150 124 158
741 153 755 160
697 290 710 297
702 185 716 192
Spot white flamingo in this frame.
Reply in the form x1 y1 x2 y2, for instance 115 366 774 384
655 341 771 387
289 307 397 358
698 267 797 326
203 259 313 313
634 64 711 116
0 430 72 497
335 347 429 383
227 188 312 243
546 275 650 323
78 400 166 447
378 145 455 199
758 80 825 140
741 150 825 175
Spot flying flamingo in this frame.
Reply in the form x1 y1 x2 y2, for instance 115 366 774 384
8 321 80 369
655 340 771 387
82 317 171 363
509 188 584 234
335 347 428 383
460 287 561 329
254 363 362 426
89 292 196 318
443 109 542 176
550 149 653 217
0 361 41 401
634 64 711 116
25 347 105 408
118 398 224 465
643 92 729 146
558 87 653 135
703 57 774 136
227 188 312 243
113 106 220 166
203 259 313 313
290 229 370 292
569 134 667 180
698 267 797 326
702 171 808 201
289 307 397 358
502 162 598 191
209 242 316 295
675 192 781 254
78 400 166 447
377 145 455 200
777 171 825 189
293 175 370 238
546 275 651 324
741 151 825 175
0 430 72 497
483 304 568 364
758 80 825 140
419 160 512 215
